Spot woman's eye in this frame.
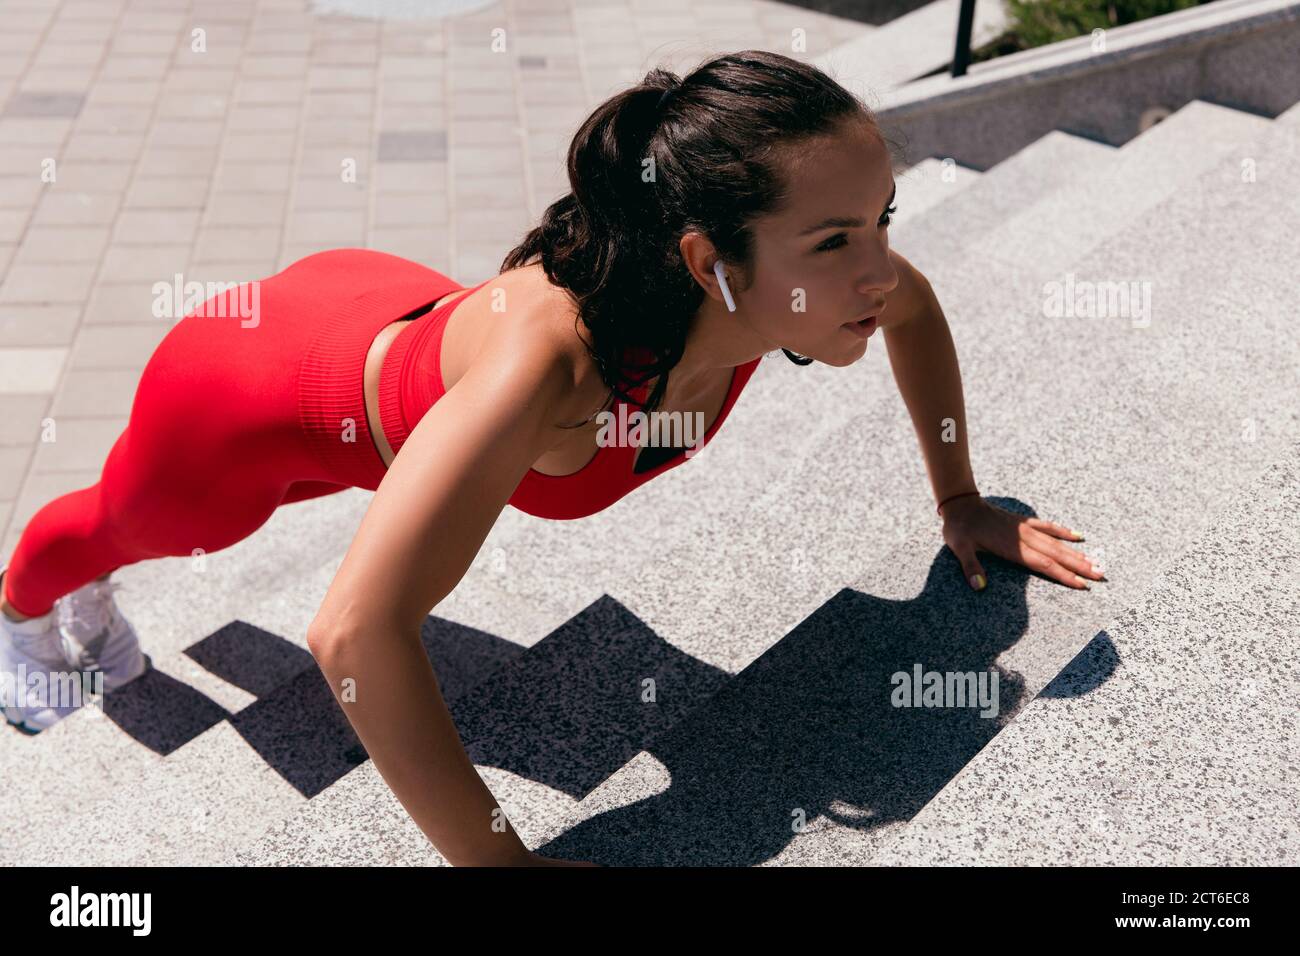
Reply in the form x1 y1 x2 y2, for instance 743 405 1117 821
816 204 898 253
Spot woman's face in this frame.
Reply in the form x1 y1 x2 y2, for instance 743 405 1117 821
739 119 900 366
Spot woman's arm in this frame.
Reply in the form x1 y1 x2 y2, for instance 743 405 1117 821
881 248 1104 591
306 328 606 866
879 248 978 510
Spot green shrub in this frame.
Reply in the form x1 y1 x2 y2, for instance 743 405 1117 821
971 0 1214 62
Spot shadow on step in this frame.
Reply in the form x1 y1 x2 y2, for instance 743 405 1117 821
90 590 738 804
91 616 526 795
535 497 1119 865
90 593 733 800
90 496 1121 853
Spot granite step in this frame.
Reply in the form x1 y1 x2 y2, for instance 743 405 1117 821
871 437 1300 865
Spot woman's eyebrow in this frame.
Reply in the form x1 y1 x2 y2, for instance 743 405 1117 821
797 181 897 236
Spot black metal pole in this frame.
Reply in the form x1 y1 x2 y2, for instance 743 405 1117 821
952 0 977 77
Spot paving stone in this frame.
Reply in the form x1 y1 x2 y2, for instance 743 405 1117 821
377 129 446 161
0 348 65 392
29 415 127 473
1 90 85 118
0 304 82 347
0 262 99 303
49 367 143 417
68 322 168 369
12 225 111 263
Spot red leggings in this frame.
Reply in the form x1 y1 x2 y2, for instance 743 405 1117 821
3 249 461 617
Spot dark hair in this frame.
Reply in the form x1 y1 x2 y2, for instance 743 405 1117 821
500 49 891 425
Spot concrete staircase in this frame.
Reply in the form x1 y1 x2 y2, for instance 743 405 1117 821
4 95 1297 866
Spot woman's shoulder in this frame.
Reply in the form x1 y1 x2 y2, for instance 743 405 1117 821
475 266 612 430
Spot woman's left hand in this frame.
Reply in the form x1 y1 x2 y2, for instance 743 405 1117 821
940 495 1105 591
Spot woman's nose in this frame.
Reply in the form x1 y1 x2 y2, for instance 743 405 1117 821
858 246 899 297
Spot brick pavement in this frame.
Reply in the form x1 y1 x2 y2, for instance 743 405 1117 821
0 0 865 558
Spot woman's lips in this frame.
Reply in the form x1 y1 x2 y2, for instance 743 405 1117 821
842 315 878 339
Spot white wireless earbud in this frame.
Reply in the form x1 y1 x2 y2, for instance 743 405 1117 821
713 259 737 312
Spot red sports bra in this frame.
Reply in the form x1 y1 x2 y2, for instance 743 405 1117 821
377 280 763 520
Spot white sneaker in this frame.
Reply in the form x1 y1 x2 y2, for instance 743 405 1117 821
1 567 84 733
58 576 148 694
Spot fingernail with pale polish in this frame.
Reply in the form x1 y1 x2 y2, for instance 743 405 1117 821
970 574 986 591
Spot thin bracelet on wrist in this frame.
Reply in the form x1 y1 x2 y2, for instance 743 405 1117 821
936 489 980 517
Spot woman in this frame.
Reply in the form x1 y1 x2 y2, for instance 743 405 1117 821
0 51 1102 865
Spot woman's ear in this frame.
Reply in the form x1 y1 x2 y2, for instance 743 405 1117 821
678 231 736 311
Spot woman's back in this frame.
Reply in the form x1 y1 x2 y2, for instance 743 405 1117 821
372 258 764 520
